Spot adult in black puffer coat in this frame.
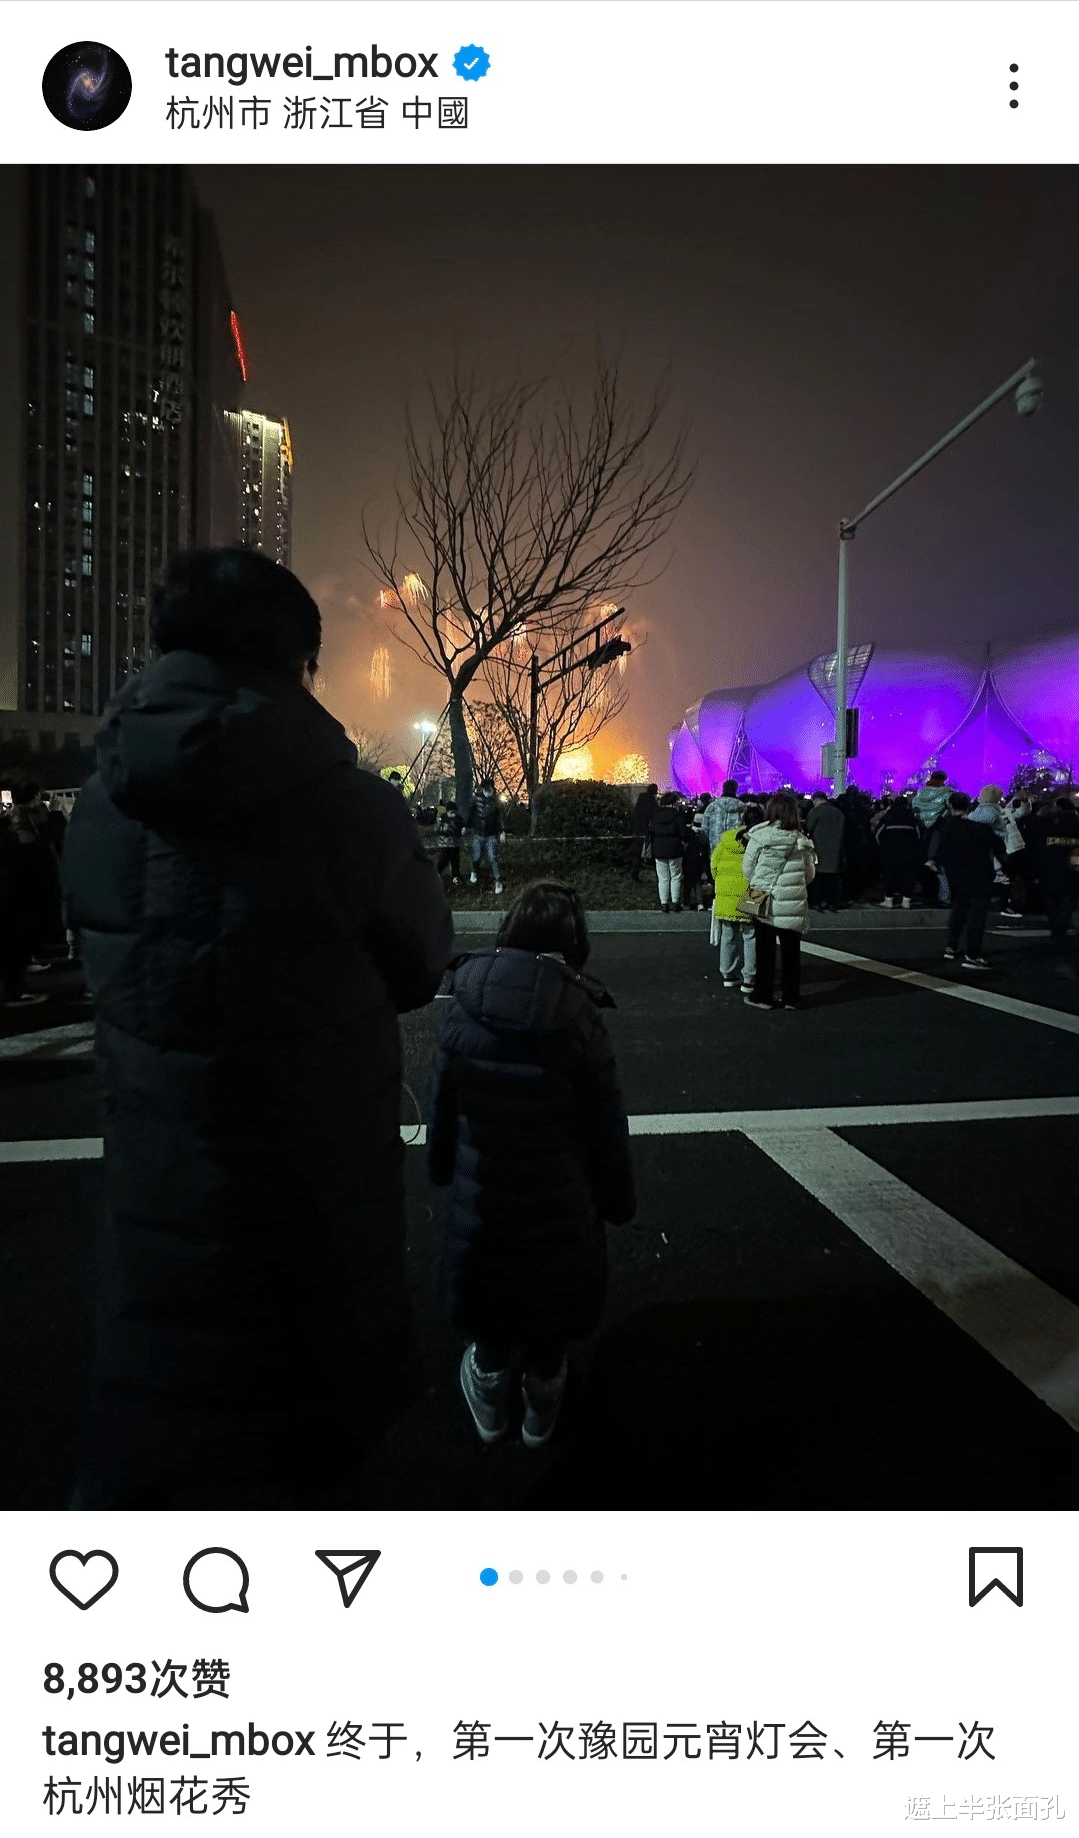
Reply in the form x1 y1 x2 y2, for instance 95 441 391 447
61 547 454 1508
426 882 635 1445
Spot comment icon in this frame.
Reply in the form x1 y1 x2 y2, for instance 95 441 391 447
183 1547 250 1614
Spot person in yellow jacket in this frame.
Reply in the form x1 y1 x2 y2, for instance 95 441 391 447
710 806 763 995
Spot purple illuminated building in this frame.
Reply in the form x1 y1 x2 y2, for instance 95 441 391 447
668 633 1078 796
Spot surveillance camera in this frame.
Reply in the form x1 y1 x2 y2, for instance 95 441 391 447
1015 374 1044 417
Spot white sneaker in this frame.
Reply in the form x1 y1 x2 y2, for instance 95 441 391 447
469 872 478 885
901 897 912 910
881 897 895 908
494 882 503 895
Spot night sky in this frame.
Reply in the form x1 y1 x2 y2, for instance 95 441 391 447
195 165 1078 783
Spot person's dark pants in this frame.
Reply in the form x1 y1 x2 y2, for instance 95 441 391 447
436 846 461 880
880 857 917 899
1046 893 1077 954
0 923 34 1002
947 895 989 956
474 1340 567 1379
630 840 649 881
752 920 801 1005
814 871 841 909
1005 852 1028 913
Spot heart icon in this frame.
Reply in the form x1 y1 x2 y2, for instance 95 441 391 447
50 1549 119 1610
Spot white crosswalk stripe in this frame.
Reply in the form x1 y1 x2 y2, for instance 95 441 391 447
745 1125 1079 1436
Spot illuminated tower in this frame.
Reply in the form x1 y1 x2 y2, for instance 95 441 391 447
0 164 245 755
224 408 294 567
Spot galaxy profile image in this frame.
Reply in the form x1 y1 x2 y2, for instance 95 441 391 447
42 42 131 130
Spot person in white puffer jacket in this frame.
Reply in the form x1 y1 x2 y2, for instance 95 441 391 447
741 793 817 1010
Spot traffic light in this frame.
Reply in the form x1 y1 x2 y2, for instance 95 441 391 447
587 637 632 671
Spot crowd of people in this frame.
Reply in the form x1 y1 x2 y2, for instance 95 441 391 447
1 545 1076 1506
630 772 1079 1000
0 782 73 1008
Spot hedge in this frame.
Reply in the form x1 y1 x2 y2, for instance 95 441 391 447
532 779 635 838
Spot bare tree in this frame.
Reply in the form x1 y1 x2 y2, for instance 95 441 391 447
346 727 392 773
479 606 641 798
363 354 693 813
463 699 527 801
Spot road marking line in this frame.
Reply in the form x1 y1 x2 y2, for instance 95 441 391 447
0 1022 96 1060
744 1125 1079 1436
3 1095 1079 1164
626 1097 1079 1133
0 1138 104 1163
803 941 1079 1037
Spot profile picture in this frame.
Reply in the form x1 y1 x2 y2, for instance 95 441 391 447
42 42 132 131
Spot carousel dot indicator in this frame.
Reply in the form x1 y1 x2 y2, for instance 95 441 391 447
508 1570 524 1584
591 1571 604 1583
536 1570 550 1584
479 1568 498 1587
563 1570 577 1584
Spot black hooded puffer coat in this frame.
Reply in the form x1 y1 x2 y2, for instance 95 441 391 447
61 649 454 1506
427 947 636 1346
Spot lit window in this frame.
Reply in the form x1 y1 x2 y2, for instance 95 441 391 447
83 472 93 494
84 230 95 253
81 634 93 656
85 175 95 198
84 259 94 281
84 313 94 334
83 366 94 388
81 554 92 576
83 395 94 417
82 503 93 523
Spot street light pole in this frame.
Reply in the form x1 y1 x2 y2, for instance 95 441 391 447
833 523 854 794
832 356 1043 796
528 652 540 808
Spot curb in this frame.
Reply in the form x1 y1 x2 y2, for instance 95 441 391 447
449 907 956 933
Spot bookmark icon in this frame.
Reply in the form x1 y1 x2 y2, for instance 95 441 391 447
316 1549 381 1607
968 1547 1023 1608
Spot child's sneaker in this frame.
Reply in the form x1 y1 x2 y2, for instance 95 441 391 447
942 946 958 961
881 896 895 908
469 871 478 885
901 896 912 910
459 1345 511 1445
494 882 503 895
722 977 740 989
521 1359 568 1450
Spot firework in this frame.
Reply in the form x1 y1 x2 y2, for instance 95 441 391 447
613 751 650 784
370 646 391 700
402 572 429 606
554 746 595 781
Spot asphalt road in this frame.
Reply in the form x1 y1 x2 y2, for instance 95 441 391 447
2 913 1077 1511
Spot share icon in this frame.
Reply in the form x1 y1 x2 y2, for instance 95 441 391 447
315 1550 381 1608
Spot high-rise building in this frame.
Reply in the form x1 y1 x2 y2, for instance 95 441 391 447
224 409 294 566
0 166 246 756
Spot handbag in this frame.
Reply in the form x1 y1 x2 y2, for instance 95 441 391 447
735 885 774 922
735 835 800 925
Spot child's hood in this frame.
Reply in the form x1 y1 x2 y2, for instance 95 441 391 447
447 947 615 1036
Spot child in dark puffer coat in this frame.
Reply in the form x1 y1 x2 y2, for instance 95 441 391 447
426 880 636 1449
